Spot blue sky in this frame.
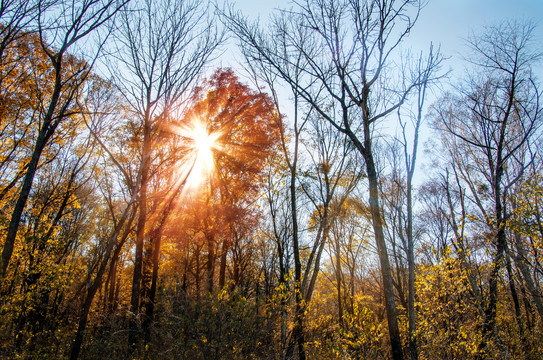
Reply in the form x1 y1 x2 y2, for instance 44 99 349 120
412 0 543 72
229 0 543 77
223 0 543 182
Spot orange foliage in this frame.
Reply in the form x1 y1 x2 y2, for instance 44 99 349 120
180 68 281 201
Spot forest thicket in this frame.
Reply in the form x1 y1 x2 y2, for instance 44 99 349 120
0 0 542 359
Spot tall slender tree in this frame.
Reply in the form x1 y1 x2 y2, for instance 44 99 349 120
433 21 541 352
225 1 441 358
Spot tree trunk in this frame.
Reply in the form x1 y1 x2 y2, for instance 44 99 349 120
278 239 287 360
141 174 190 345
0 57 65 278
285 165 306 360
514 232 543 319
129 120 151 349
70 205 135 360
406 173 418 360
505 252 525 344
129 196 146 349
107 257 118 313
335 233 344 328
206 233 215 294
365 152 404 360
481 161 505 349
70 286 95 360
140 235 154 312
219 238 229 289
143 231 162 345
1 130 48 278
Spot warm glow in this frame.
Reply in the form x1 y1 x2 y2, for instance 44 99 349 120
172 119 220 189
192 123 216 172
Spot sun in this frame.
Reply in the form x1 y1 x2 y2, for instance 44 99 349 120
163 117 222 191
181 119 220 188
191 123 216 171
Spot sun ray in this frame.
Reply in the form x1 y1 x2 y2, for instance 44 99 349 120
191 122 217 173
167 118 221 190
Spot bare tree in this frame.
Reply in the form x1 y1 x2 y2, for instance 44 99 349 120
241 28 313 357
225 1 441 358
433 21 542 352
396 46 443 360
70 73 140 360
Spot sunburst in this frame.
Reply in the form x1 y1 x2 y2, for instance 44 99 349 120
169 118 221 190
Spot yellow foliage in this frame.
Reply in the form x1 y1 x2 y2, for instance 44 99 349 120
416 250 484 360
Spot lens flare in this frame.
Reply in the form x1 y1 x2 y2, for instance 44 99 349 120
191 123 216 173
163 117 222 192
178 119 220 188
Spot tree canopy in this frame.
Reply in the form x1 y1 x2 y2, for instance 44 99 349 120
0 1 542 359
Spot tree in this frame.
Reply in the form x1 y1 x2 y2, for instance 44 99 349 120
0 0 38 75
395 47 443 360
109 0 223 348
433 20 541 352
225 1 441 358
69 73 140 360
0 0 128 278
171 68 280 293
240 33 312 357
